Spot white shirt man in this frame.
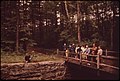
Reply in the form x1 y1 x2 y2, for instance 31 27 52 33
81 45 86 53
97 46 103 55
84 45 90 55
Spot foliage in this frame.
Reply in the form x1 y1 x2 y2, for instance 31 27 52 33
1 52 64 63
1 1 119 51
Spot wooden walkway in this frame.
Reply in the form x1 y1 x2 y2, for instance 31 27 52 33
57 49 119 75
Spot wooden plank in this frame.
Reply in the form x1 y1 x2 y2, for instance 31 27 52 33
101 55 119 60
106 51 119 53
66 57 80 65
97 55 100 69
68 57 80 61
87 54 97 57
82 60 97 64
100 63 119 70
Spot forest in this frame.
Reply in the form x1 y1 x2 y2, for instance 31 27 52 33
1 0 119 53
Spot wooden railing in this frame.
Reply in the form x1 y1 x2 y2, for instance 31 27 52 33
56 49 119 71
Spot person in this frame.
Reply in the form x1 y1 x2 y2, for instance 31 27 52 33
71 43 75 53
75 44 80 58
91 43 97 55
81 45 86 53
65 48 69 61
77 45 82 59
81 45 86 59
97 46 103 55
96 46 103 62
84 45 90 54
25 53 31 63
84 44 90 59
63 43 67 51
84 44 91 65
91 43 98 62
68 44 72 52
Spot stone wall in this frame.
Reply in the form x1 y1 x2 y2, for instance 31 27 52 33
1 61 66 80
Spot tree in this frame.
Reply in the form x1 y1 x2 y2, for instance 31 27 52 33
1 1 119 52
16 1 19 54
77 2 81 44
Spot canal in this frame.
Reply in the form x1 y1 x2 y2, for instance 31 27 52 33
64 62 119 80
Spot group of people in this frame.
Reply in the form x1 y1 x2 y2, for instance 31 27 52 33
64 43 103 64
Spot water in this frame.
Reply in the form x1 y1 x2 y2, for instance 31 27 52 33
64 62 119 80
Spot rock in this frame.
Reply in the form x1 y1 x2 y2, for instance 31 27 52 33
1 61 66 80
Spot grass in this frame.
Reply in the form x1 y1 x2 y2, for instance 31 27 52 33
1 52 64 63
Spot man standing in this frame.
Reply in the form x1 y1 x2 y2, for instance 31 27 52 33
84 44 90 59
63 43 67 51
96 46 103 63
84 44 91 65
97 46 103 55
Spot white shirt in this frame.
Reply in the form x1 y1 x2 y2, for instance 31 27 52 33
97 49 103 55
81 46 85 53
75 46 79 53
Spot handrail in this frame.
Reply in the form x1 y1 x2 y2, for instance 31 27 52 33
104 50 119 53
58 50 119 60
35 47 119 56
100 63 119 70
101 55 119 60
56 49 119 71
37 48 119 60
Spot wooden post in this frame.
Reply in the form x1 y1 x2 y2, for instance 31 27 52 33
97 54 100 69
106 49 107 56
57 49 59 55
80 52 82 63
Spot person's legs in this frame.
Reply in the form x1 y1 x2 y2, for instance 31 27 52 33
87 55 91 65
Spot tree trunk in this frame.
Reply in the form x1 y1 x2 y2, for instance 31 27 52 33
16 22 19 54
77 2 81 44
64 1 69 19
111 23 113 50
111 2 115 50
16 1 19 54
